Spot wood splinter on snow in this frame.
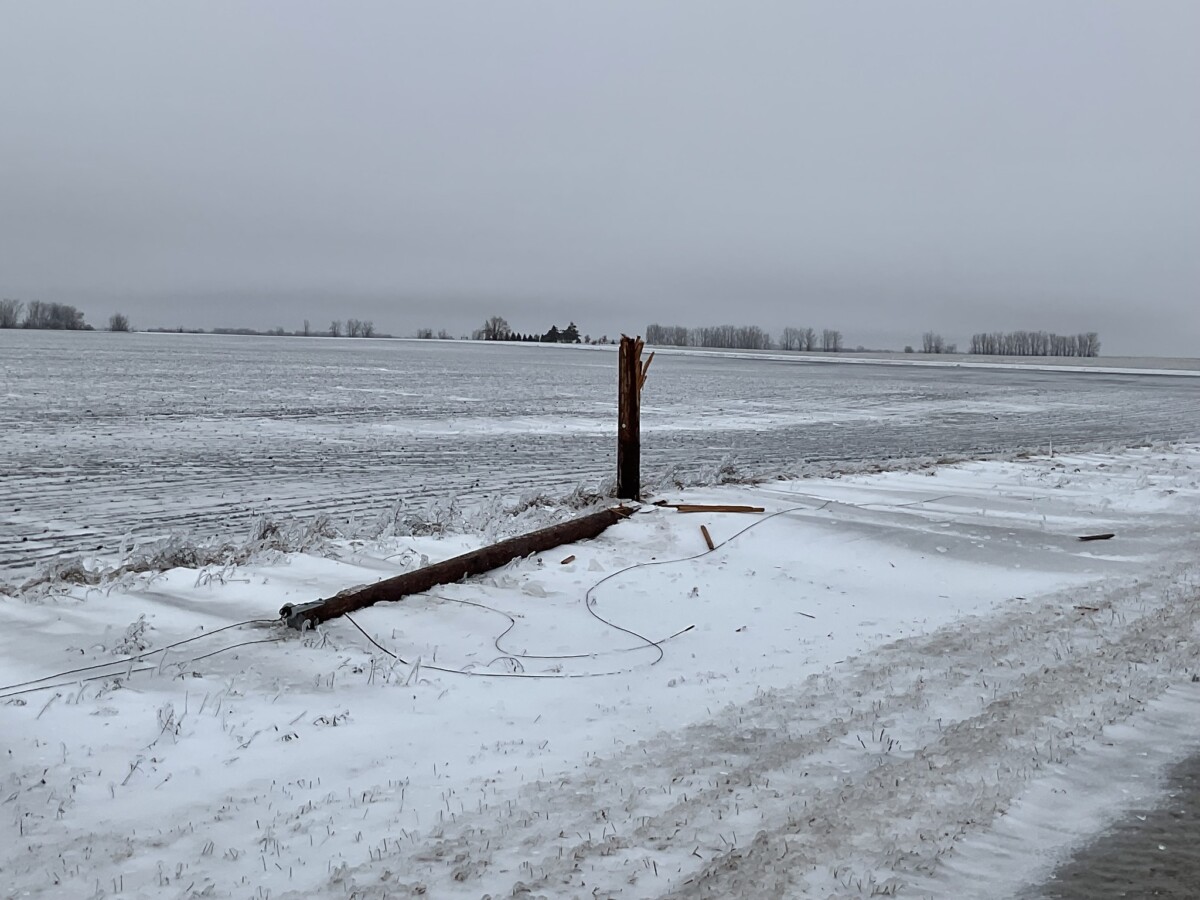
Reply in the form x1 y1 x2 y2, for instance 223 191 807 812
663 504 766 514
560 555 576 565
700 525 715 552
1077 533 1116 542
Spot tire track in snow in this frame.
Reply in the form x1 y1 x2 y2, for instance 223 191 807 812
307 560 1200 898
654 582 1200 899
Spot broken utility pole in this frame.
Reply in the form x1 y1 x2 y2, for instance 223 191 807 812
618 335 652 500
280 506 633 629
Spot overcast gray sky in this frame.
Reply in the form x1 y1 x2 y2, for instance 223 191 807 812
2 2 1197 353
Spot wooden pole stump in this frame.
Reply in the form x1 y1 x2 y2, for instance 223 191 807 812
617 335 644 500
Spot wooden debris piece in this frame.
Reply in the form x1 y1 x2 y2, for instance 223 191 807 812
639 351 654 391
1077 533 1115 542
700 525 715 551
560 555 576 565
670 504 765 514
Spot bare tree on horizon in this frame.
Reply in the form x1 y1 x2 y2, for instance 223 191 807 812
480 316 512 340
0 298 23 328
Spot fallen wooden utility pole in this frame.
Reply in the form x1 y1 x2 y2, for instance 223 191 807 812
281 506 633 630
664 504 766 514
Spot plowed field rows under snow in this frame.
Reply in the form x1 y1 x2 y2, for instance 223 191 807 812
2 331 1197 575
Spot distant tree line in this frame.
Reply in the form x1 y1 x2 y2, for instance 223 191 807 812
323 318 376 338
778 327 816 351
969 330 1100 357
464 316 609 345
0 299 25 328
647 323 770 350
646 323 846 352
1 298 93 330
218 319 389 337
0 298 411 338
139 321 390 338
920 332 957 354
538 322 581 343
815 329 844 352
908 330 1101 357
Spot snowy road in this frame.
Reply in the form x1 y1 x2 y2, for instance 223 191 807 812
3 331 1198 581
4 447 1200 898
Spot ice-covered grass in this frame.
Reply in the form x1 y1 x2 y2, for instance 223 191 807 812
4 445 1200 898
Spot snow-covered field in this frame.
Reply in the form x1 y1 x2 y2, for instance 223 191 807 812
5 444 1200 898
3 331 1199 582
638 344 1200 377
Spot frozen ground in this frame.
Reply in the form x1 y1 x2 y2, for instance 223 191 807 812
3 331 1199 580
4 445 1200 898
